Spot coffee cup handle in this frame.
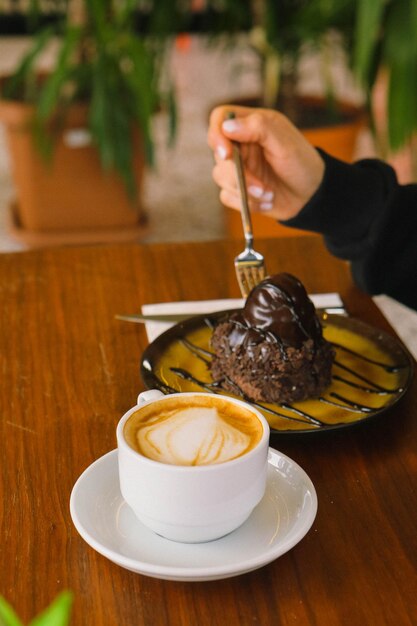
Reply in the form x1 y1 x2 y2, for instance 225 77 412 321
137 389 165 405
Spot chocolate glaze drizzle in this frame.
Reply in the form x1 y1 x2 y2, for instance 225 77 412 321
332 341 408 373
181 337 213 364
332 359 403 393
332 374 401 395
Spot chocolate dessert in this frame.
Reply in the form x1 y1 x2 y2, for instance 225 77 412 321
210 273 335 403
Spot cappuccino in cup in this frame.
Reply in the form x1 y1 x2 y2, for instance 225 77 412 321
117 390 270 543
123 395 263 466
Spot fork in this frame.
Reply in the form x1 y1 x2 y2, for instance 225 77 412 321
229 120 267 297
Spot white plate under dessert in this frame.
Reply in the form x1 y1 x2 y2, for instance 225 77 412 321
70 448 317 582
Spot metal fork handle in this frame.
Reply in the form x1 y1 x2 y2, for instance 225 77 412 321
231 141 254 250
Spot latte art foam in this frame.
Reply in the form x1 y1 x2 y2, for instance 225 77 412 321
124 396 263 466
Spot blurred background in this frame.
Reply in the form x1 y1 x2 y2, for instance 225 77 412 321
0 0 416 352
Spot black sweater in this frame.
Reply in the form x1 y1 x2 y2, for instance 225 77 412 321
282 150 417 311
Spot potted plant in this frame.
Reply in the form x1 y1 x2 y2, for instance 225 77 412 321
0 0 177 244
220 0 366 238
232 0 363 155
353 0 417 182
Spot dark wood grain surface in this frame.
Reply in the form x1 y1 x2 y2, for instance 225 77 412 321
1 237 416 625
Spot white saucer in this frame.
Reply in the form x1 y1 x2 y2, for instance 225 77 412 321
70 448 317 582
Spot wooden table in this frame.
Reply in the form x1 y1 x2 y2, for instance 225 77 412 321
1 236 416 625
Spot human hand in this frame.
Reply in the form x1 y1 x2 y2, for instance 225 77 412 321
207 105 325 221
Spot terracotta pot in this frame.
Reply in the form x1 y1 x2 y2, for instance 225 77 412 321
224 95 365 239
299 96 365 161
0 93 147 235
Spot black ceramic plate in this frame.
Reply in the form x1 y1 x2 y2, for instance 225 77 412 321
140 311 413 435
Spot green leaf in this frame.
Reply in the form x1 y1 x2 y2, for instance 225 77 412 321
353 0 385 85
377 0 417 150
116 36 160 168
36 26 82 122
387 59 417 150
89 50 138 199
29 591 73 626
0 596 24 626
165 84 178 148
85 0 110 44
31 26 83 159
2 27 54 101
115 0 143 29
384 0 417 64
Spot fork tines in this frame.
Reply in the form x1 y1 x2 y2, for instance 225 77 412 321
234 251 267 298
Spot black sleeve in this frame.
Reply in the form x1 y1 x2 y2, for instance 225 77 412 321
281 150 417 311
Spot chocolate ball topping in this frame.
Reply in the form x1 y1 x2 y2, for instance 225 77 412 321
242 273 322 348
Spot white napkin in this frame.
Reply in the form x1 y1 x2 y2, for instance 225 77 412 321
142 293 344 342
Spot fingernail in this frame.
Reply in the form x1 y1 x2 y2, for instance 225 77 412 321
261 190 274 202
222 119 240 133
259 202 274 212
216 145 227 160
248 185 265 198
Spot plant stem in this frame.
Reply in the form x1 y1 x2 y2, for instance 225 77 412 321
262 50 281 109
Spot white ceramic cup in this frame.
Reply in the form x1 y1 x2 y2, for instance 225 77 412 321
117 390 270 543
